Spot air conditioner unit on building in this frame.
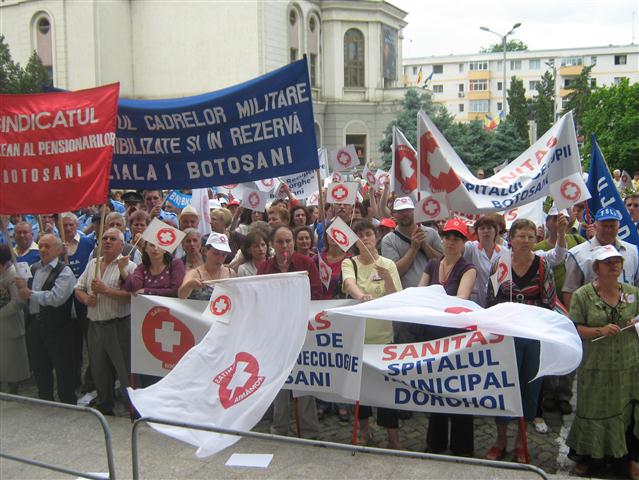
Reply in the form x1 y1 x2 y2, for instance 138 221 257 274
458 92 465 98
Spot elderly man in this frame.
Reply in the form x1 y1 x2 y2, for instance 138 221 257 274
625 193 639 230
17 234 76 404
75 228 137 415
564 207 639 308
381 197 443 342
14 221 40 265
178 205 199 231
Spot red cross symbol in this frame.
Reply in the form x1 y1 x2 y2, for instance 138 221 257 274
248 192 260 209
156 228 176 246
211 295 231 316
330 228 349 246
560 180 580 201
337 150 351 166
331 185 349 202
422 199 441 218
261 179 274 187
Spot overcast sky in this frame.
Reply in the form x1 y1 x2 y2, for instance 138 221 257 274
391 0 638 58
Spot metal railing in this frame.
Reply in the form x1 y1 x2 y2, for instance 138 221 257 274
132 416 548 480
0 393 117 480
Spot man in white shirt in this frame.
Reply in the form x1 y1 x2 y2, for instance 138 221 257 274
75 228 137 415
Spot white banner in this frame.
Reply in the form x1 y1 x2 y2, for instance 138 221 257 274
129 273 310 458
360 332 522 416
391 126 418 200
417 110 590 213
284 300 364 401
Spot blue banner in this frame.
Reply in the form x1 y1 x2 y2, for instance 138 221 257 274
110 58 318 189
587 136 639 247
165 190 192 209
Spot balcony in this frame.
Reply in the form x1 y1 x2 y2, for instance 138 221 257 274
468 112 486 121
468 70 491 80
559 65 583 77
559 88 574 97
468 90 490 100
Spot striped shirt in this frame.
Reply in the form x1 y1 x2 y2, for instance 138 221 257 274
76 255 136 321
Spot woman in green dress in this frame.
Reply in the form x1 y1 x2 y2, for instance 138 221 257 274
567 245 639 479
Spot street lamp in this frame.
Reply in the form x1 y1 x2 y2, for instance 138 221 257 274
545 60 558 121
480 22 522 116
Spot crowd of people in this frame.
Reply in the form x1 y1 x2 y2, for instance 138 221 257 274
0 178 638 478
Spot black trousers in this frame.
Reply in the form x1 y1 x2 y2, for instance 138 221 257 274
26 313 76 405
427 413 474 455
358 405 399 429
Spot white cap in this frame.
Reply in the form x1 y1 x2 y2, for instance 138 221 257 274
209 199 222 210
179 205 198 219
205 232 231 252
393 197 415 211
592 245 623 263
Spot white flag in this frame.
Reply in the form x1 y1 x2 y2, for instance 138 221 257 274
242 189 269 212
128 273 311 458
330 145 360 172
326 217 359 253
317 147 330 179
255 177 280 193
375 170 389 189
362 165 377 188
620 170 632 191
326 182 357 205
391 127 418 200
318 255 332 290
414 192 449 223
490 249 512 296
306 191 319 207
549 171 591 210
191 188 212 237
142 218 186 254
331 171 344 183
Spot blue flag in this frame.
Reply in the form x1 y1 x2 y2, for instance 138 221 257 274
110 57 318 189
587 136 639 248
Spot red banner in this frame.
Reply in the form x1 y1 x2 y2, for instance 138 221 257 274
0 83 119 214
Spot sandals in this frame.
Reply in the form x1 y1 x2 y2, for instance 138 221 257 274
514 446 529 464
630 460 639 480
574 462 590 477
485 445 507 461
533 418 550 434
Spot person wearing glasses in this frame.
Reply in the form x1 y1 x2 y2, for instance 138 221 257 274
485 219 558 463
566 245 639 479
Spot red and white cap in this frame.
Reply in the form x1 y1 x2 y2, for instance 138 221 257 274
205 232 231 253
442 217 469 239
592 245 623 262
393 197 415 211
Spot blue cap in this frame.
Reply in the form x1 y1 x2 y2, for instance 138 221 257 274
595 207 622 222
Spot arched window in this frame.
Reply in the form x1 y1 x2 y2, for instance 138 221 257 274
344 29 364 88
307 13 320 88
33 12 54 83
288 6 303 63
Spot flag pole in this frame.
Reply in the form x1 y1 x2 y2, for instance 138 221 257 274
316 169 326 224
352 401 360 445
93 204 107 280
57 213 69 264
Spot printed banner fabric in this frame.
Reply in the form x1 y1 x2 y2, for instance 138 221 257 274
128 273 310 457
0 83 120 214
110 58 318 189
417 110 590 213
391 126 418 200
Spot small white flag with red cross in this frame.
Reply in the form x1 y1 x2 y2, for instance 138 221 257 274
414 192 449 223
255 177 281 193
330 145 360 172
318 255 332 290
142 218 186 254
326 182 357 205
549 172 591 210
326 217 359 253
362 165 378 188
242 189 269 212
490 249 512 296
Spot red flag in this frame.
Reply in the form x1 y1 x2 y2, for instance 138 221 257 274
0 83 119 214
391 127 418 199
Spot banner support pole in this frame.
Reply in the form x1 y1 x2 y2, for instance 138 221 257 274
57 214 69 264
94 204 107 281
293 396 301 438
352 401 360 446
316 169 326 224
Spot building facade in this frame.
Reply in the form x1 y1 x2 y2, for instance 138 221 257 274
0 0 409 167
403 45 639 123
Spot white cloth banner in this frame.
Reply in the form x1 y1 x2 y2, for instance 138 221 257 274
417 110 590 213
360 332 522 416
502 197 546 228
391 126 418 200
128 273 310 458
191 188 212 237
284 299 365 402
326 285 582 378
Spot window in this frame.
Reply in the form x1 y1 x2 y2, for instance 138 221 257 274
458 83 464 92
496 60 503 71
469 61 488 71
344 29 365 87
469 100 489 112
33 13 53 84
459 104 465 112
290 48 298 62
497 102 503 111
288 7 302 64
614 77 627 85
529 59 541 69
459 63 464 72
307 13 320 88
497 81 503 91
289 9 297 26
433 84 444 93
590 78 596 88
561 56 583 66
564 78 575 88
529 80 540 91
614 55 627 65
469 79 488 91
591 56 597 65
433 64 443 74
345 134 366 162
412 66 418 75
510 60 521 70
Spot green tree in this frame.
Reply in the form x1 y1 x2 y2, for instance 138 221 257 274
533 71 555 136
378 88 453 168
0 35 51 94
484 119 529 171
580 78 639 173
480 39 528 53
506 76 529 145
561 65 594 134
451 120 492 170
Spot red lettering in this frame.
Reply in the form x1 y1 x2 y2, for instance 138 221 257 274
420 339 442 357
382 345 397 361
519 159 534 172
546 136 557 148
398 344 419 360
308 311 331 331
535 149 548 162
465 331 489 348
488 334 505 344
451 334 467 349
